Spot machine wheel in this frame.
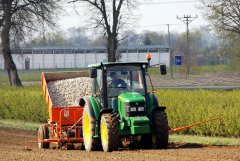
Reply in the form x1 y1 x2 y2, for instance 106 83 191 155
138 134 152 149
38 124 50 149
100 113 119 152
82 105 100 151
66 143 74 150
152 110 169 149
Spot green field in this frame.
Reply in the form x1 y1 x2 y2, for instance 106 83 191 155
155 90 240 137
0 68 88 82
0 85 47 122
0 84 239 137
147 65 231 76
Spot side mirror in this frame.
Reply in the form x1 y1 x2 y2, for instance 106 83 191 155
160 65 167 75
89 68 97 78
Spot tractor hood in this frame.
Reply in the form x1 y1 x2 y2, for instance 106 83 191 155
118 92 150 135
118 92 145 103
118 92 146 118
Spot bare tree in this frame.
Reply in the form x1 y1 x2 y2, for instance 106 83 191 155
201 0 240 35
0 0 60 86
70 0 137 62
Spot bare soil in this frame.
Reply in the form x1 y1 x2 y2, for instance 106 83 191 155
0 128 240 161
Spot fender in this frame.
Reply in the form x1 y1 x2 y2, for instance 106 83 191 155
99 109 113 119
147 93 159 115
79 96 101 119
153 106 166 112
79 96 102 137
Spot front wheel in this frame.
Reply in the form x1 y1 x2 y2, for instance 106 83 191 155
100 113 119 152
152 110 169 149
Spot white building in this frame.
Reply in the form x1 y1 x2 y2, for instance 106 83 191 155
0 45 169 70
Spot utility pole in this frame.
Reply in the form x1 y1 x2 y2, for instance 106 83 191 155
167 24 173 79
177 15 197 77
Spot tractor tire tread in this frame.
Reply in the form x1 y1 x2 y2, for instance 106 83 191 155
101 113 119 152
153 110 169 149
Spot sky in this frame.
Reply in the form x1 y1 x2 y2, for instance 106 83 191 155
58 0 209 34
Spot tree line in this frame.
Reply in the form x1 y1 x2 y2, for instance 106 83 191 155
0 0 240 86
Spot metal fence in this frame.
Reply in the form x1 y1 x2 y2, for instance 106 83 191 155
0 45 169 70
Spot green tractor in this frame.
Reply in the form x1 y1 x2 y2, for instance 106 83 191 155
79 61 169 152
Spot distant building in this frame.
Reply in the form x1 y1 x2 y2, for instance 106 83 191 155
0 45 169 70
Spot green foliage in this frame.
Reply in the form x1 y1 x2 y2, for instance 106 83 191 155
156 89 240 137
0 85 48 122
0 84 239 137
227 36 240 70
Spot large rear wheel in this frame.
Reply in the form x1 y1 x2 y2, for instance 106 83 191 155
38 124 50 149
82 106 100 151
100 113 119 152
152 110 169 149
137 134 152 149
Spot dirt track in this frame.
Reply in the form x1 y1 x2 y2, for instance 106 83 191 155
0 128 240 161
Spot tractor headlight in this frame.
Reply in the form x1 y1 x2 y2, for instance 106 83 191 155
129 107 137 112
138 107 145 112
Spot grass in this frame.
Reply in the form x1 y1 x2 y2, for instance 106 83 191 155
0 65 233 83
170 134 240 146
191 65 228 74
146 65 233 77
0 119 39 131
0 68 87 82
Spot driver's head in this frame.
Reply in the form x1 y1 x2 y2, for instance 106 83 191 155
110 72 117 80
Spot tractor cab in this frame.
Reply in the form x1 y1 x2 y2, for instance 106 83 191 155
89 62 148 114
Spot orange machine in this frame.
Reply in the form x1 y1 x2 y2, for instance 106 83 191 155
37 71 88 149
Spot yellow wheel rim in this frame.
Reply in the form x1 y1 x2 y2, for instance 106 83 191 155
101 120 108 146
83 113 90 144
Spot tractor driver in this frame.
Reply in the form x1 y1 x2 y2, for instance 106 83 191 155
109 72 127 88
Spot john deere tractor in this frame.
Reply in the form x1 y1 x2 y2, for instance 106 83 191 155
79 61 168 152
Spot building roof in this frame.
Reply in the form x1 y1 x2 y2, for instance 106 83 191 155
20 45 169 50
88 61 149 68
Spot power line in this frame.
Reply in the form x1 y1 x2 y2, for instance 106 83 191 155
75 23 207 32
64 0 213 7
177 15 198 77
132 24 184 28
139 0 202 5
64 0 200 7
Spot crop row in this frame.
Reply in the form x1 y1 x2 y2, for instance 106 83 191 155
0 85 47 122
0 85 239 137
156 90 240 137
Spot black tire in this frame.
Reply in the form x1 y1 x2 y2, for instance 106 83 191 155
38 124 50 149
82 104 100 151
66 143 74 150
100 113 119 152
152 110 169 149
138 134 152 149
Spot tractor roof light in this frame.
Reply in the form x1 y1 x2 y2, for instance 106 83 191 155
146 54 151 61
